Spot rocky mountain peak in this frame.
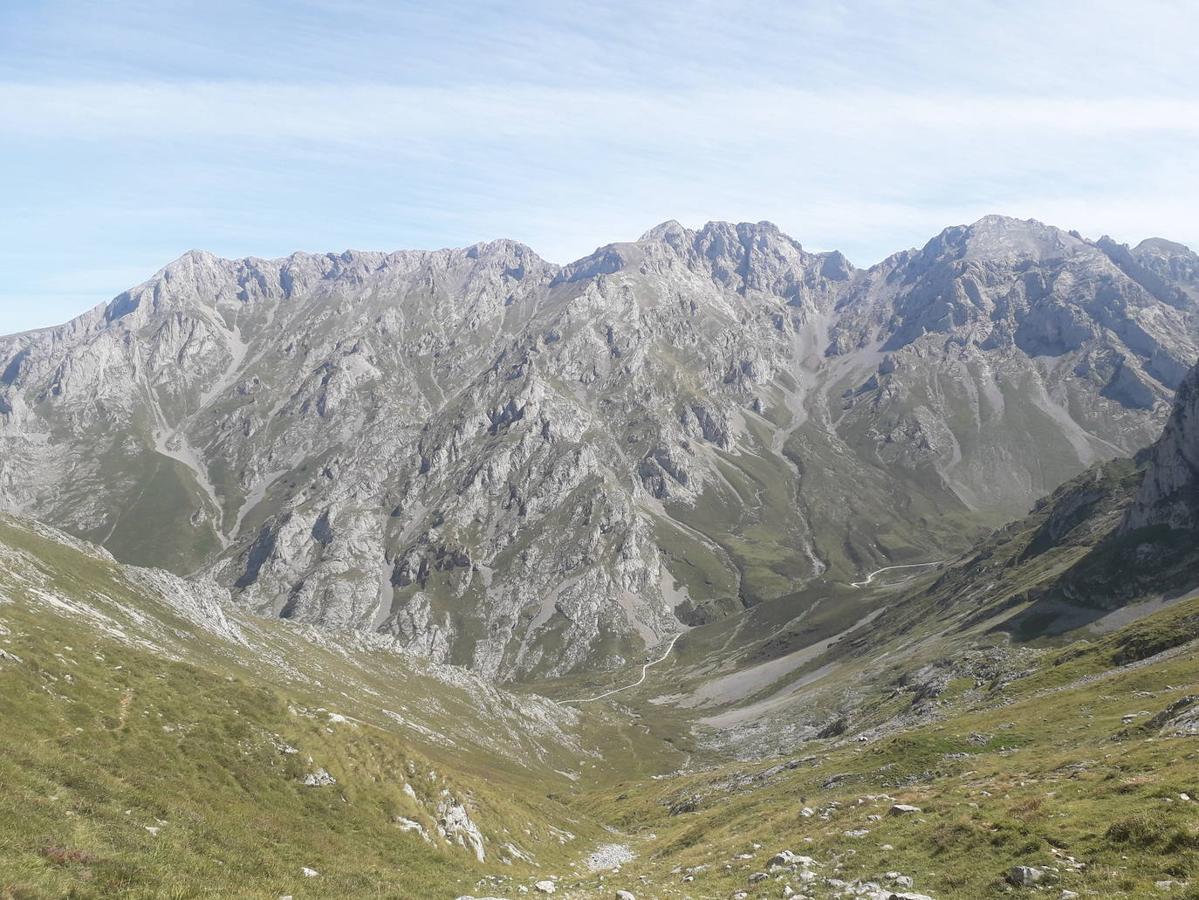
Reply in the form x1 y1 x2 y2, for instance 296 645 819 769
556 219 849 306
638 219 689 242
1096 234 1199 312
1134 236 1196 259
934 214 1089 264
108 239 559 325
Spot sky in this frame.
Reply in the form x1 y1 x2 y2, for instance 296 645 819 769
2 1 1198 334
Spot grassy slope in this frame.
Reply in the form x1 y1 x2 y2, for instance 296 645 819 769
0 600 478 899
559 594 1199 899
0 517 644 900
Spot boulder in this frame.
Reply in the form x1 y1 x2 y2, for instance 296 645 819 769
1007 865 1046 887
769 849 817 867
885 872 915 889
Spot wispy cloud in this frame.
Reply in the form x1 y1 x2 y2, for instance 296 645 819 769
1 1 1198 332
5 82 1199 143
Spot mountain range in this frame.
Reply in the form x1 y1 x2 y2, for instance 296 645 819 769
2 215 1198 682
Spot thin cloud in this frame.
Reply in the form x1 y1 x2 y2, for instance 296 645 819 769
4 83 1199 144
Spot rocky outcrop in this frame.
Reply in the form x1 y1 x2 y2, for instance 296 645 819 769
1123 361 1199 531
436 793 486 862
1 217 1196 679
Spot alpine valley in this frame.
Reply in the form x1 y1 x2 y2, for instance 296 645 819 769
3 215 1199 900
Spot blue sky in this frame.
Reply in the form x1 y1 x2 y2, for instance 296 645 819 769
2 1 1198 333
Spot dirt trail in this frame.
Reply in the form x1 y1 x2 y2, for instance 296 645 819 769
851 561 941 588
565 633 682 704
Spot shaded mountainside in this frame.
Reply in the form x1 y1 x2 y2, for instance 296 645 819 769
2 216 1197 680
915 354 1199 640
1125 358 1199 531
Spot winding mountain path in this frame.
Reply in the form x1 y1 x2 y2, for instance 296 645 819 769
850 561 942 588
564 633 683 704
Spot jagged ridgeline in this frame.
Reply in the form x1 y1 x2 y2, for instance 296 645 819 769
2 216 1197 680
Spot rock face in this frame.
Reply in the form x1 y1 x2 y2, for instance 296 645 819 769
1124 361 1199 531
1 217 1196 680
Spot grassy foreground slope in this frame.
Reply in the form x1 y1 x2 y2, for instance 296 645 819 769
560 592 1199 899
0 515 662 899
